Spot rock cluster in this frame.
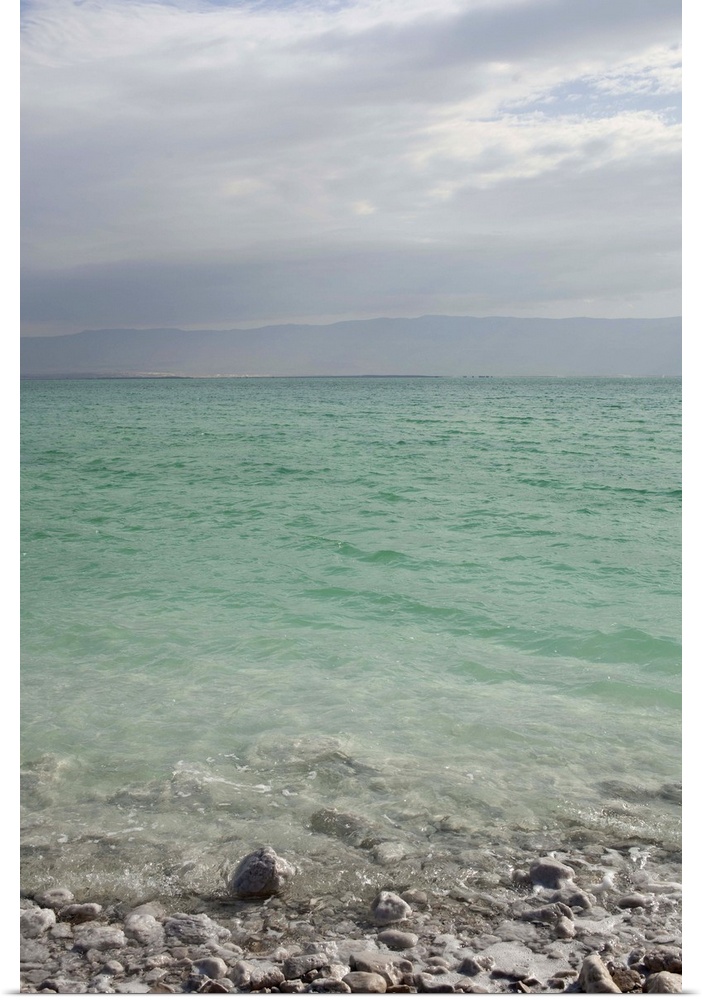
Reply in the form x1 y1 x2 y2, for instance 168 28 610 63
19 845 683 993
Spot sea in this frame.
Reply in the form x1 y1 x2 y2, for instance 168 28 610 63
20 375 682 904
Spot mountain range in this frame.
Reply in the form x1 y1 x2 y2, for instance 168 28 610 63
20 315 682 377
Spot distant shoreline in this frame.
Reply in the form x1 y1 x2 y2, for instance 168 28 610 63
20 373 680 380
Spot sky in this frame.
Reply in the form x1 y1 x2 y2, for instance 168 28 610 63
20 0 682 337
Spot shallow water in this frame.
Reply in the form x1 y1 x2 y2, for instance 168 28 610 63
20 376 681 900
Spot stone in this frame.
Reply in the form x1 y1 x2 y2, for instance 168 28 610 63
124 912 165 947
643 972 683 993
20 907 57 938
163 912 231 944
456 957 485 978
617 893 652 909
555 916 575 940
577 955 622 993
642 947 682 974
230 959 286 990
39 978 90 994
59 902 103 922
529 858 576 889
350 951 410 986
101 960 125 976
34 887 75 909
400 889 428 908
227 846 295 898
606 965 644 992
377 929 418 951
284 954 332 980
73 924 128 952
20 939 51 964
193 957 228 980
370 891 412 926
343 971 388 992
306 979 353 993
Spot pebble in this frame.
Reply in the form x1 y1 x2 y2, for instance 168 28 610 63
342 971 388 992
377 929 418 950
370 891 412 926
228 846 295 898
307 978 353 993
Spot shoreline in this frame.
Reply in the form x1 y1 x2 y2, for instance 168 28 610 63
20 833 682 994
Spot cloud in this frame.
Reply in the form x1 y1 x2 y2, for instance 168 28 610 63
21 0 681 333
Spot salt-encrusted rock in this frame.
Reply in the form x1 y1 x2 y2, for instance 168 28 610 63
20 906 57 938
306 979 353 993
124 911 165 947
230 959 286 990
60 902 103 923
643 971 683 993
284 953 332 980
34 887 75 909
529 858 576 889
228 846 295 898
350 950 410 985
577 954 622 993
456 955 495 977
343 971 388 992
50 922 74 940
164 912 231 944
643 947 682 974
20 938 50 964
73 923 128 952
377 929 418 950
555 916 575 939
370 891 412 926
193 958 228 980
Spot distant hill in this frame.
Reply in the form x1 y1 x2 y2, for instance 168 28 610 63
20 315 681 377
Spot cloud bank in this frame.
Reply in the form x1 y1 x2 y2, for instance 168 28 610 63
21 0 681 335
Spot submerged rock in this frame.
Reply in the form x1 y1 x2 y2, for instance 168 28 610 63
227 846 295 898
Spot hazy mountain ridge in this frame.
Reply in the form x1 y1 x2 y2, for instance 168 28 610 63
20 315 682 377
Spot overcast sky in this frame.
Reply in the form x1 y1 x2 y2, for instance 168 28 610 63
21 0 681 337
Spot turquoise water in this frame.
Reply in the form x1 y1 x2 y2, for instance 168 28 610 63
20 376 681 900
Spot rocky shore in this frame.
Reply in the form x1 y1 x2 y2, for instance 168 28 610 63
20 835 683 994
